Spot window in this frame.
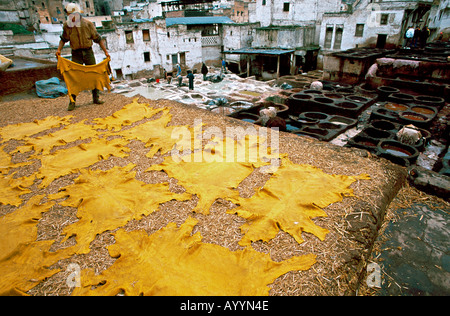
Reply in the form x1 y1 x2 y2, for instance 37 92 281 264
324 26 333 49
115 68 123 80
380 14 389 25
144 52 150 62
172 54 178 65
262 0 266 5
355 24 364 37
333 26 343 49
86 1 90 8
125 30 134 44
283 2 290 12
142 29 150 41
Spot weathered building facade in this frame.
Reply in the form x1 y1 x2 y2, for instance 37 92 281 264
1 0 449 81
90 15 235 80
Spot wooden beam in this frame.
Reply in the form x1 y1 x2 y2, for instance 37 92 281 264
276 55 280 79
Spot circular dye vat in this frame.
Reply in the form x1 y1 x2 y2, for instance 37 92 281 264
363 127 391 139
346 95 369 103
414 95 445 108
358 140 378 147
378 140 419 164
388 93 414 103
384 103 408 112
302 127 328 136
381 145 411 157
292 93 313 100
240 90 261 97
337 101 358 109
401 112 427 121
303 112 328 120
377 86 399 94
353 136 378 148
335 88 354 95
411 106 435 116
329 116 355 126
313 97 334 104
318 123 341 130
371 120 396 131
303 89 323 95
324 93 343 99
236 112 260 124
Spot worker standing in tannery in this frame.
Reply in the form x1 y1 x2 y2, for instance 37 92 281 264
55 3 110 111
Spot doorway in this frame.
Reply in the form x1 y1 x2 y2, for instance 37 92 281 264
115 68 123 80
171 54 178 66
376 34 387 48
179 52 186 68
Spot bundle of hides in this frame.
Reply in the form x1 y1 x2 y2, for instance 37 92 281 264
309 81 323 91
376 58 395 66
266 116 286 132
35 77 68 99
365 63 378 79
397 125 422 145
376 57 395 76
393 59 420 69
258 107 277 126
0 54 13 71
57 56 112 102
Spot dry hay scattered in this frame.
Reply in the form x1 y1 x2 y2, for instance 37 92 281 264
0 91 407 296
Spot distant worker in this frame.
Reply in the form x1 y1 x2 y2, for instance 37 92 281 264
310 81 323 91
55 3 110 111
413 26 421 48
176 63 182 77
419 27 430 48
405 26 415 48
220 58 227 77
187 70 194 90
201 62 208 81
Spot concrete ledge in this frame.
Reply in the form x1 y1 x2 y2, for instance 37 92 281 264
0 92 407 295
0 56 60 95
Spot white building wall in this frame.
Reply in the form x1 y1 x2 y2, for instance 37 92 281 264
159 23 203 70
428 0 450 37
320 7 406 53
249 0 342 27
92 20 204 78
93 22 161 78
223 23 258 63
0 10 20 23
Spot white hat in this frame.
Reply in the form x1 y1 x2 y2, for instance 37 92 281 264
65 3 83 14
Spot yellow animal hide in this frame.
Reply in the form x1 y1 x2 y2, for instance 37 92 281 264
72 217 316 296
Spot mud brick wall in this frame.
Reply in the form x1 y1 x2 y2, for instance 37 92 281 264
0 57 61 96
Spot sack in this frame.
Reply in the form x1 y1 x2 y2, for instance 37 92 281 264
0 54 13 71
35 77 68 98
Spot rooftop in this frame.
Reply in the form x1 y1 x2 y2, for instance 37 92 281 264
165 16 234 27
223 47 295 55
